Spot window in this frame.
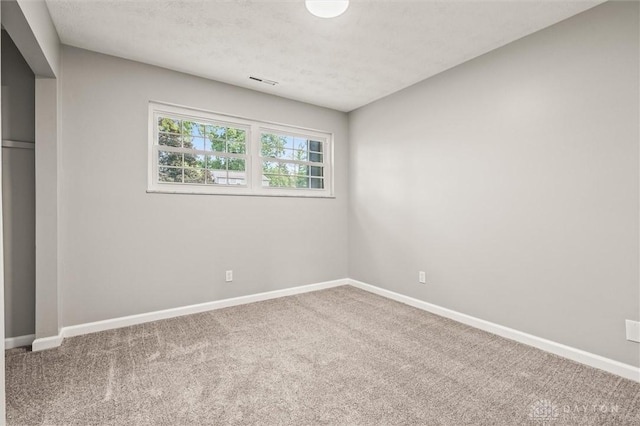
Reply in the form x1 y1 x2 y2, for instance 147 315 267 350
260 130 325 190
155 116 248 186
148 103 333 197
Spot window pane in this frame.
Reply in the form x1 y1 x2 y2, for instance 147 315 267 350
182 120 198 135
158 117 181 134
263 161 294 175
203 126 247 153
283 136 294 150
262 132 324 165
208 170 225 185
228 128 246 143
262 161 277 171
309 140 323 153
226 170 246 185
183 135 193 149
184 154 205 168
204 169 215 184
202 124 213 136
190 137 205 151
228 141 246 154
296 176 309 188
310 166 323 177
228 158 245 171
285 163 297 174
284 148 295 160
294 137 308 150
261 133 286 158
210 125 226 140
206 156 227 170
309 152 323 163
159 133 181 147
294 149 308 161
208 138 226 152
208 170 247 186
159 151 183 167
310 177 324 189
297 165 309 176
260 160 322 189
159 167 182 183
263 174 295 188
184 168 205 184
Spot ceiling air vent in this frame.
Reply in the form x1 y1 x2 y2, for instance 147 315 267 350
249 76 278 86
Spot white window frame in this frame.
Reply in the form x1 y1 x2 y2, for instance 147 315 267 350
147 102 334 197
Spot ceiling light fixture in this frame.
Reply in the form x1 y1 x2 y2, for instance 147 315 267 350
305 0 349 18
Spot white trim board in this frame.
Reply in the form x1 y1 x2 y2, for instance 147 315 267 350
32 279 348 350
348 279 640 383
31 334 63 352
5 334 35 350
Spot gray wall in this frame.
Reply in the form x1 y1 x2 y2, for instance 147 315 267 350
34 76 60 340
1 30 34 142
2 147 35 338
2 30 35 339
348 1 639 367
59 46 349 327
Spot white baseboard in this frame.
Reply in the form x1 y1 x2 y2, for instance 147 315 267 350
32 278 348 351
5 334 35 349
28 276 639 383
348 279 640 383
32 334 64 352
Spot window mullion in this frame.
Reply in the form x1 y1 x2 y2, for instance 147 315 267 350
252 123 262 191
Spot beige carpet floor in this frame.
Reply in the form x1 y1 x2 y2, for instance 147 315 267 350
5 286 640 425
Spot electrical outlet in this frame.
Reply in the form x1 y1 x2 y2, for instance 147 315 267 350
225 270 233 282
419 271 426 284
626 320 640 343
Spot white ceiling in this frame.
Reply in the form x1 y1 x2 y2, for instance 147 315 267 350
45 0 604 112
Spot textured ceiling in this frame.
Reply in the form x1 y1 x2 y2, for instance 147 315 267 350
45 0 603 111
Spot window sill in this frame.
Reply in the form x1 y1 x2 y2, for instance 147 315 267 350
146 188 336 199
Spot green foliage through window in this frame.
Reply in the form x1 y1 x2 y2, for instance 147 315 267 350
157 116 247 185
261 132 324 189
